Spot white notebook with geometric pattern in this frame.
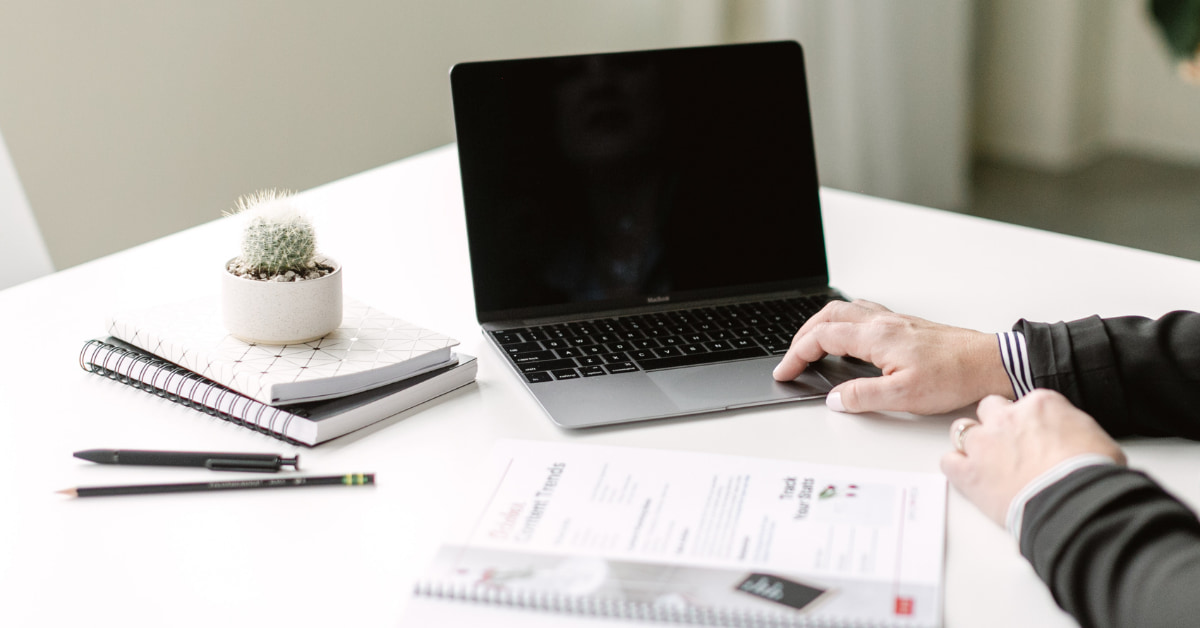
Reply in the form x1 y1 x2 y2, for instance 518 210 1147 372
106 298 458 406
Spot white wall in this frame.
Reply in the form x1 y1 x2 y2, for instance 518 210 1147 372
0 1 723 270
732 0 976 212
1108 0 1200 162
974 0 1200 170
973 0 1109 169
13 0 1187 273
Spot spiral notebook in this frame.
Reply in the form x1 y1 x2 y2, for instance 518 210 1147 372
405 440 946 627
80 338 477 446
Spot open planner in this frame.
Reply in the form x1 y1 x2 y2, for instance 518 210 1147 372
405 440 947 627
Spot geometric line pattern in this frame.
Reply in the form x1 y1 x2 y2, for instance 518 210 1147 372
106 297 458 405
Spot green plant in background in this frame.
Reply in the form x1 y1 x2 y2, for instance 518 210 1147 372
227 189 323 279
1150 0 1200 59
1149 0 1200 81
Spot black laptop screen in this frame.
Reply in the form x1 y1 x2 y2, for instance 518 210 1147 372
451 41 828 322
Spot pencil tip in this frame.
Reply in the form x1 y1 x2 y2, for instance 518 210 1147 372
56 488 78 497
72 449 112 464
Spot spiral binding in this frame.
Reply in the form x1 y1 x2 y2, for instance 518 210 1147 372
79 339 307 446
411 579 906 628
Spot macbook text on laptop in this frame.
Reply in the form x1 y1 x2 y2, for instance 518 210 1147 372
450 40 874 428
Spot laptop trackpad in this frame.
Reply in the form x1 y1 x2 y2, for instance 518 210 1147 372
649 357 831 411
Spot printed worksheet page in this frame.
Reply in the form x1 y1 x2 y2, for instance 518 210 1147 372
409 440 947 626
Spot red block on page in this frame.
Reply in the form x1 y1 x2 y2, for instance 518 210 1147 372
895 597 914 615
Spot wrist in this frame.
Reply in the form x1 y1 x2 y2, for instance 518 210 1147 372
969 331 1017 400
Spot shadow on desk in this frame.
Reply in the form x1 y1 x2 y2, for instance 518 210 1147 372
307 382 481 451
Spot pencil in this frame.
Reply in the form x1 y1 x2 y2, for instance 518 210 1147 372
57 473 374 498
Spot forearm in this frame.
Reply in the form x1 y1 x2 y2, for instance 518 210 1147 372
1020 465 1200 628
1015 311 1200 439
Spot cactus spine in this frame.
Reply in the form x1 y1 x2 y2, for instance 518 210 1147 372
230 189 317 277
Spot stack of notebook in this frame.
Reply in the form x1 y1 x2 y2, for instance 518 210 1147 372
79 299 477 446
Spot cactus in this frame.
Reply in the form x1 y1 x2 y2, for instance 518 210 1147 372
228 189 318 277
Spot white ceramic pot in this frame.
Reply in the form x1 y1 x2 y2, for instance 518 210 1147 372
221 256 343 345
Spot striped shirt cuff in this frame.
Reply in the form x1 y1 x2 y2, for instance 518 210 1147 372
1004 454 1120 541
996 331 1034 399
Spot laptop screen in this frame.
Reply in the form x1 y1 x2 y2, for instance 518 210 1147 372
451 41 828 322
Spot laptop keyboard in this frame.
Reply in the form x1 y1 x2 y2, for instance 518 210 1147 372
492 295 841 383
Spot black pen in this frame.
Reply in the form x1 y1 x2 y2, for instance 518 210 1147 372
57 473 374 498
73 449 300 472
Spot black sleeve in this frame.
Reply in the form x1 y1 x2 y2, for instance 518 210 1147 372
1020 465 1200 628
1015 311 1200 439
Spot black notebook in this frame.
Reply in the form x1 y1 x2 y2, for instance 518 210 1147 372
79 338 477 446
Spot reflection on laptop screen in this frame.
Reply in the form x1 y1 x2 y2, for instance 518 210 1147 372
452 41 827 320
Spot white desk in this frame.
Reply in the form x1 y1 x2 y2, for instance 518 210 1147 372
2 145 1197 627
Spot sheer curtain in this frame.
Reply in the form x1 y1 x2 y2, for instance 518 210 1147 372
728 0 976 211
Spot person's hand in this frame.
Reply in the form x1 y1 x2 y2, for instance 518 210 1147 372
941 391 1126 526
773 300 1013 414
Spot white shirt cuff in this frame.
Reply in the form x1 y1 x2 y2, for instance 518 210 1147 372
1004 453 1120 541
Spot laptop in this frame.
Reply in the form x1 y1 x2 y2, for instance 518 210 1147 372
450 40 876 428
